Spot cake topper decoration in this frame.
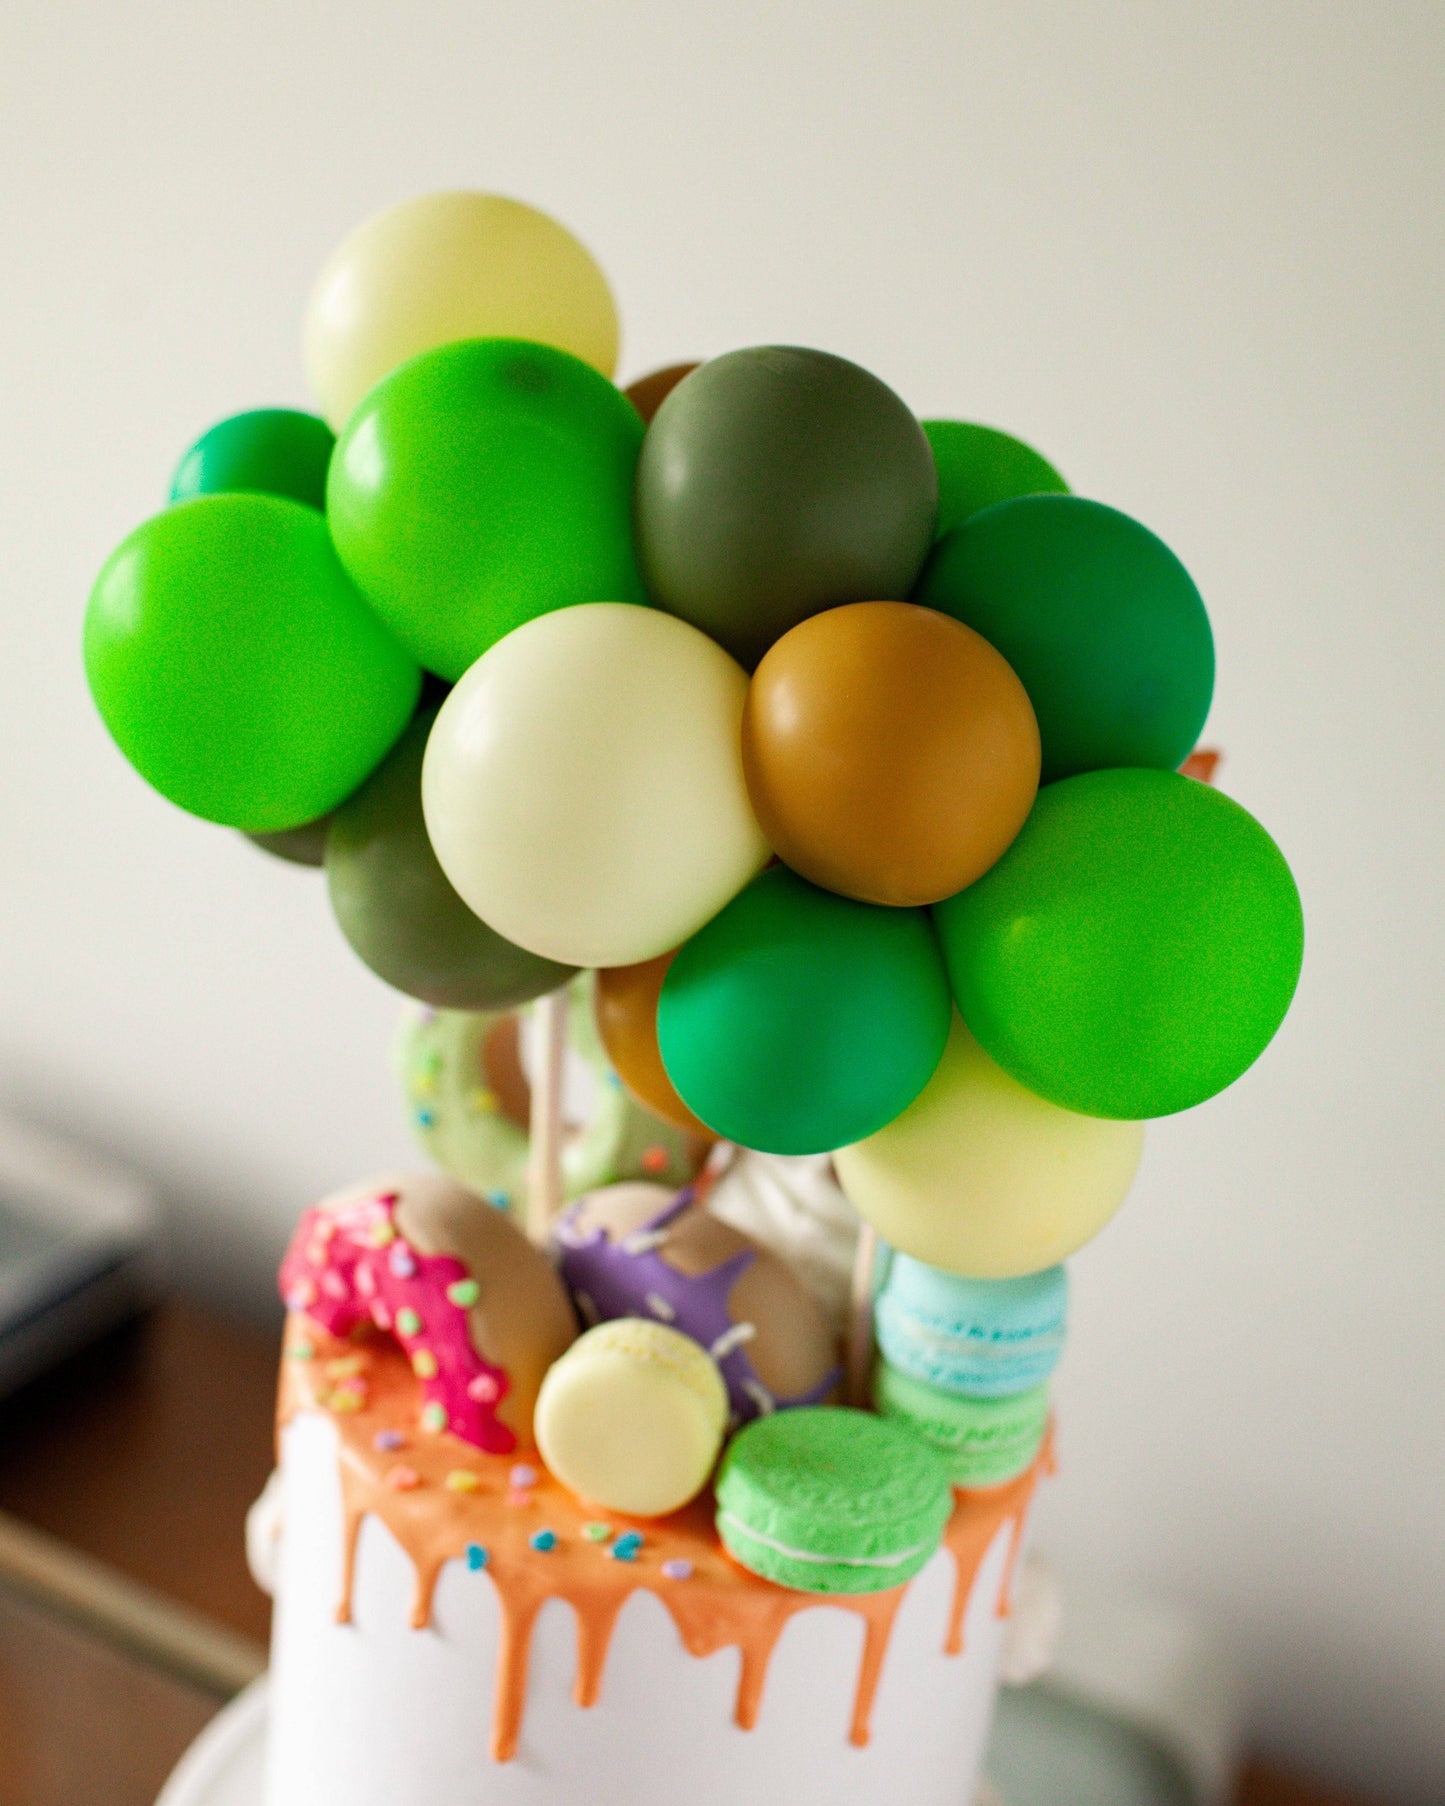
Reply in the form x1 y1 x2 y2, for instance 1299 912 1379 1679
280 1171 576 1451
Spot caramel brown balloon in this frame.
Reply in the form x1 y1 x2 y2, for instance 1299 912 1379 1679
595 952 715 1137
624 362 700 425
742 601 1041 907
553 1183 840 1420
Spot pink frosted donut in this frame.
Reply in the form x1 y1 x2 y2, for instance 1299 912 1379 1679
280 1172 576 1452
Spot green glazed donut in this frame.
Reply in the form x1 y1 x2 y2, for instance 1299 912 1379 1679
396 972 702 1217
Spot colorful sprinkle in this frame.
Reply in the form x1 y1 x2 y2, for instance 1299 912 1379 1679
314 1218 336 1243
415 1109 436 1129
445 1469 481 1493
610 1539 641 1563
285 1280 317 1311
469 1087 498 1114
420 1401 448 1432
467 1372 501 1403
662 1559 693 1581
389 1245 417 1279
446 1279 480 1308
396 1308 422 1337
370 1300 393 1331
287 1341 315 1362
329 1389 364 1414
641 1145 670 1175
509 1464 538 1489
320 1271 348 1299
506 1489 534 1509
385 1465 421 1491
326 1354 368 1379
466 1543 489 1571
374 1430 404 1452
486 1190 510 1211
530 1529 557 1552
412 1349 439 1380
582 1523 612 1543
355 1263 377 1298
370 1220 396 1248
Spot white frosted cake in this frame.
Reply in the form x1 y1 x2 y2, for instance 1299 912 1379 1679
256 1169 1050 1806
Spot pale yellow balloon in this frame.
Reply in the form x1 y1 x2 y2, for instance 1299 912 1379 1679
304 191 620 427
834 1015 1144 1278
422 603 770 969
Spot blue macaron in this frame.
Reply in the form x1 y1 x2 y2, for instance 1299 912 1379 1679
874 1253 1067 1399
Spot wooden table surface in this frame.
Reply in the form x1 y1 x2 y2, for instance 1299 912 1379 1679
0 1300 1381 1806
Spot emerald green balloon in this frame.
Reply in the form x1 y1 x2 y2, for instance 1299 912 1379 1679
326 710 575 1009
657 865 952 1155
170 409 336 511
933 769 1303 1119
84 493 420 831
328 337 647 680
635 347 937 668
915 495 1214 782
923 420 1067 541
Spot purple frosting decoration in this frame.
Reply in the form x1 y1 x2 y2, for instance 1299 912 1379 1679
554 1187 840 1425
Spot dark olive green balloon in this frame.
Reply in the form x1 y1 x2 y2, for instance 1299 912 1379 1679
170 409 335 511
915 495 1214 783
923 420 1067 541
246 817 332 867
635 347 937 668
325 710 576 1009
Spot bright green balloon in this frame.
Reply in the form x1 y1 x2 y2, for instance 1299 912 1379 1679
328 337 647 679
84 493 420 831
170 409 335 511
933 769 1303 1119
922 420 1067 541
657 865 952 1155
915 495 1214 782
326 710 575 1009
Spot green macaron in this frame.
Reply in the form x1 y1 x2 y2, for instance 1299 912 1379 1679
715 1406 953 1595
873 1360 1049 1488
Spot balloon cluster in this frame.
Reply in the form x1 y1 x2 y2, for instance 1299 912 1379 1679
84 190 1303 1281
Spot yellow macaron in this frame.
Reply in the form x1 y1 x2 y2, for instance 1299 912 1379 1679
535 1319 729 1518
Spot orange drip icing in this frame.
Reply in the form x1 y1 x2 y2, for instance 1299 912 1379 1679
280 1317 1049 1763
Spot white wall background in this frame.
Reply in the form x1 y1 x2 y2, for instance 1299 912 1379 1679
0 3 1440 1800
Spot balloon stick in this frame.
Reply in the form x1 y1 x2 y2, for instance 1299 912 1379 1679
846 1217 878 1407
526 987 569 1244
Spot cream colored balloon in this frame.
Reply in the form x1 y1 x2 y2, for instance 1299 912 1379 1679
834 1015 1144 1278
304 191 620 427
422 603 770 969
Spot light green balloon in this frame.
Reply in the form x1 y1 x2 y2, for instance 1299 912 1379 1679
933 768 1303 1119
922 420 1067 541
84 494 420 831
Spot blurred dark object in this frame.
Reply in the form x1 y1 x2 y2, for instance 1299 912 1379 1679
0 1301 274 1643
0 1115 163 1401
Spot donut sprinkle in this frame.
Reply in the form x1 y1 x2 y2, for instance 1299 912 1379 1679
279 1189 514 1453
